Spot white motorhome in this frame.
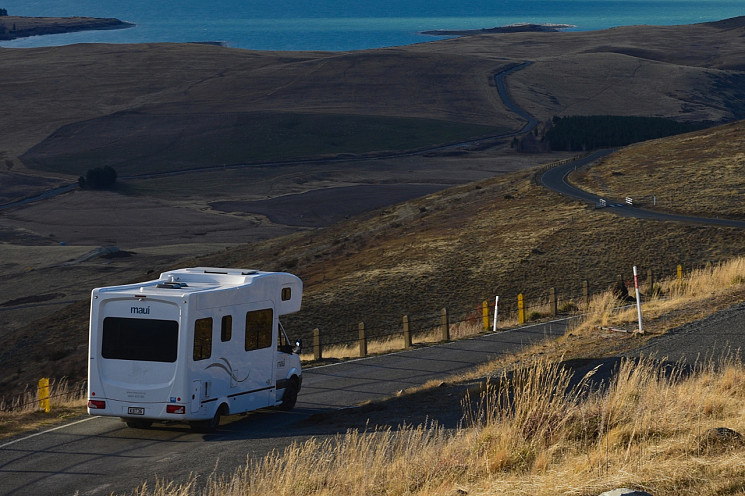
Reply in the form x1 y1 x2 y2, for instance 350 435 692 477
87 267 303 432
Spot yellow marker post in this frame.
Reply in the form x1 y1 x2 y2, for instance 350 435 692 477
38 378 50 413
482 301 489 331
518 293 525 324
677 264 683 284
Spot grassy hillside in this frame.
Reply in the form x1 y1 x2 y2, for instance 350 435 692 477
571 121 745 218
0 43 513 168
21 112 504 175
198 152 745 337
3 121 745 395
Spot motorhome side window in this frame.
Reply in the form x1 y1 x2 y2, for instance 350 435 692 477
245 309 273 351
281 287 292 301
221 315 232 342
193 318 213 361
101 317 178 363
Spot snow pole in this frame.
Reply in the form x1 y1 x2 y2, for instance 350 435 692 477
492 296 499 332
633 266 644 334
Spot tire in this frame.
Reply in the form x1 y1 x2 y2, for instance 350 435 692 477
125 419 153 429
279 377 299 411
191 405 224 433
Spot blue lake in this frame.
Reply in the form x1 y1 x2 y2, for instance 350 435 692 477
0 0 742 50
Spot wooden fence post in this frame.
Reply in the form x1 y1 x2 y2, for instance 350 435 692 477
482 300 489 331
441 308 450 341
313 328 321 361
358 322 367 357
582 280 589 308
403 315 411 349
38 377 50 413
518 293 525 324
549 287 557 316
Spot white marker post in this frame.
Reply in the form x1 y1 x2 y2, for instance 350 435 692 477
492 296 499 332
633 266 644 334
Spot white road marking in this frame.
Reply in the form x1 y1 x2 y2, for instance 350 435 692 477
0 415 99 449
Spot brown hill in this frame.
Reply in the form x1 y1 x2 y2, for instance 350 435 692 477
3 17 745 173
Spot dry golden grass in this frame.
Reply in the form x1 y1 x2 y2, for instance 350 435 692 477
0 378 86 439
129 355 745 496
573 256 745 335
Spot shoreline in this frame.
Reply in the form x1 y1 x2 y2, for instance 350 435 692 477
421 23 575 36
0 16 134 42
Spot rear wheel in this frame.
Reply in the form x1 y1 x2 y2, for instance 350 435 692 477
125 419 153 429
279 377 299 411
191 404 225 433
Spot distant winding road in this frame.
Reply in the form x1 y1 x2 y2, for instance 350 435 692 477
491 63 745 229
538 150 745 229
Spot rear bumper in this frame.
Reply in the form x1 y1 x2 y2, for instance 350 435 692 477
87 398 203 421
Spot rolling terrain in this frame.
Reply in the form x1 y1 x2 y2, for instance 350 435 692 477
2 18 745 395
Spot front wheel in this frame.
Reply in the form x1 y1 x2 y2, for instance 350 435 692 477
279 378 299 411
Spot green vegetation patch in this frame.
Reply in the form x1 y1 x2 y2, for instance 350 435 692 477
545 115 707 151
21 111 504 176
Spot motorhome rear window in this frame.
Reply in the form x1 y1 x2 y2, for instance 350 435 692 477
102 317 178 362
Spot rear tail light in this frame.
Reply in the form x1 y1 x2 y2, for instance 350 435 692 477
166 404 185 414
88 399 106 409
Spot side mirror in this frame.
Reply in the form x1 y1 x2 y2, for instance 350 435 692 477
292 339 302 354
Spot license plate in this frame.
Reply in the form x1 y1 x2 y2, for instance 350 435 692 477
128 407 145 415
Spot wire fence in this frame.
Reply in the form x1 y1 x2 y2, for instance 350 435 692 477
300 262 702 361
2 260 729 413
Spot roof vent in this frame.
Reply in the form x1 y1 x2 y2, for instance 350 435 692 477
156 282 189 289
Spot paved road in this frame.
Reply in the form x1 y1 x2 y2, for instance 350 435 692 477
492 61 537 136
628 300 745 363
0 319 570 496
539 151 745 229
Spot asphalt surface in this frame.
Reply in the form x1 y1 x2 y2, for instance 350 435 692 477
0 319 571 496
492 61 537 136
628 300 745 363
